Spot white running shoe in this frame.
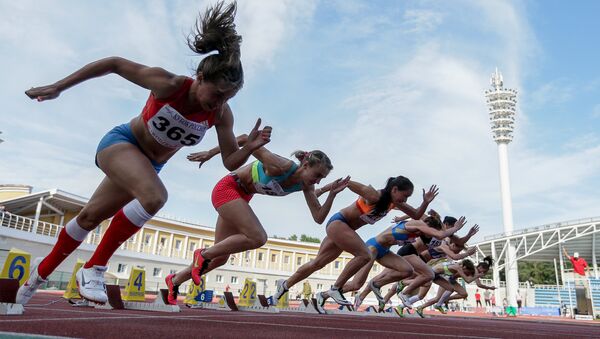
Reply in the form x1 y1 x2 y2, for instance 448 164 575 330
353 294 363 310
315 292 326 314
76 265 108 304
398 292 413 309
272 279 288 305
326 287 352 306
16 257 47 305
368 280 385 304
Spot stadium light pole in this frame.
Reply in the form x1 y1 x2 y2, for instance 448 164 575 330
485 68 520 310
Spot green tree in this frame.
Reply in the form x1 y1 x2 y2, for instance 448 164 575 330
300 234 321 243
498 261 556 285
288 234 298 241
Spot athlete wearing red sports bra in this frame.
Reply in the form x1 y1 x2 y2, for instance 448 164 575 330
16 2 270 306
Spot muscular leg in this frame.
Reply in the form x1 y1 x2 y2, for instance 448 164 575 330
172 215 238 285
327 221 371 289
389 255 434 295
419 277 454 308
201 199 267 260
286 236 342 289
341 247 377 293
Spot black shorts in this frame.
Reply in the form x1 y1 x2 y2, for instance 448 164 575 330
397 244 427 262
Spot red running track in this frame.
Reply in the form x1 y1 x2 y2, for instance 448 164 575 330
0 292 598 339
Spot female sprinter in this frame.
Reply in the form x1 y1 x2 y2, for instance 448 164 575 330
350 211 465 310
418 256 496 314
272 178 439 308
164 145 350 304
16 1 267 305
385 221 479 316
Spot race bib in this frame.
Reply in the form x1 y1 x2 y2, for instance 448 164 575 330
147 105 209 148
253 180 289 196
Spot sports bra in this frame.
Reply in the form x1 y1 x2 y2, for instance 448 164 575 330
391 221 418 245
250 161 302 196
142 78 217 149
355 196 394 225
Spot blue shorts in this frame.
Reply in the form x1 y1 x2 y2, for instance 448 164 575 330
96 123 166 173
365 237 390 259
326 212 349 228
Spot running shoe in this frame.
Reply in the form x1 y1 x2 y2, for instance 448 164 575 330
315 292 326 314
368 280 385 305
326 287 352 306
434 305 447 314
76 265 108 304
165 274 179 305
353 294 363 310
15 257 46 305
395 281 405 298
394 305 405 318
378 300 386 313
272 279 289 305
397 292 413 309
191 249 211 286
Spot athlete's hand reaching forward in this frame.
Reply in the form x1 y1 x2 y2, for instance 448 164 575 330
245 118 271 151
25 85 61 102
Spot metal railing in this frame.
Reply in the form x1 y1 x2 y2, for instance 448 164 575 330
484 216 600 241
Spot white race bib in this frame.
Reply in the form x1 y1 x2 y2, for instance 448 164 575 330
147 105 209 148
253 180 289 196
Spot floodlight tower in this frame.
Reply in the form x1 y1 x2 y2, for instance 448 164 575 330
485 68 519 309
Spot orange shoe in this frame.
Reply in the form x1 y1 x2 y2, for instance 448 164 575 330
165 274 179 305
191 249 211 285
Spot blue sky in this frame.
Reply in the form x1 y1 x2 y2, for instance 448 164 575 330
1 0 599 244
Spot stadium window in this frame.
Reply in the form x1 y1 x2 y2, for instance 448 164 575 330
245 251 250 259
229 256 235 265
189 242 197 251
169 269 177 275
153 268 162 277
159 237 167 246
258 252 264 261
334 261 340 269
271 254 277 262
284 255 290 264
231 276 238 284
144 234 152 245
297 257 303 266
317 284 323 290
117 263 127 273
174 239 182 250
216 275 223 283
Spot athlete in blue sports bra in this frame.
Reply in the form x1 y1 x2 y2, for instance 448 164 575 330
351 211 464 309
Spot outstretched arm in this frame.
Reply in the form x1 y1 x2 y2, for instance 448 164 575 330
303 176 351 224
453 224 479 247
396 185 439 220
475 278 496 290
410 216 466 240
346 180 380 203
188 134 248 168
215 114 272 171
26 57 179 101
562 246 570 259
440 244 476 260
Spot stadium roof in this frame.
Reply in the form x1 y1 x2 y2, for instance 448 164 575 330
473 217 600 270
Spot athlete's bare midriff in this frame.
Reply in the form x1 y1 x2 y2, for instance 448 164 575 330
337 204 369 230
130 115 179 164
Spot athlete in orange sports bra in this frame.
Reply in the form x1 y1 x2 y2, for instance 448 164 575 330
271 177 438 310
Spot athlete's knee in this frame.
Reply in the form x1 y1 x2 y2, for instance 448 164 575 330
248 229 268 248
458 291 468 299
76 209 103 229
138 193 167 215
422 269 435 281
354 250 371 266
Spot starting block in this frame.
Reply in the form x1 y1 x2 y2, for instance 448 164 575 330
95 285 180 312
0 279 24 315
270 297 310 312
304 297 325 314
220 292 278 313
